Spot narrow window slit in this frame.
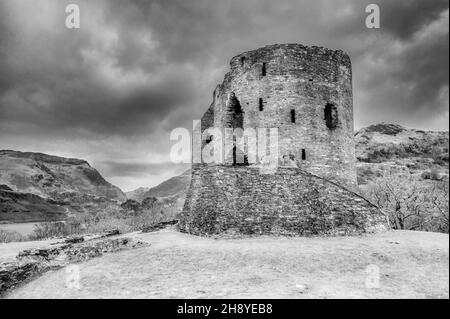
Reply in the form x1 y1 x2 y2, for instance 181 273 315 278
262 63 267 76
291 109 296 123
324 103 338 130
259 98 264 111
302 149 306 160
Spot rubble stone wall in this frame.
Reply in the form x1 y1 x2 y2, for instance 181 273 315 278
179 165 389 236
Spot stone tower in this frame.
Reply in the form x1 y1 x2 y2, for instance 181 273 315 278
179 44 389 236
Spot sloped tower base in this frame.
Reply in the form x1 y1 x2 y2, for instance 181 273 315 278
179 166 389 237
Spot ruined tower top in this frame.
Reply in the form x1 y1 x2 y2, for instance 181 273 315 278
229 43 351 72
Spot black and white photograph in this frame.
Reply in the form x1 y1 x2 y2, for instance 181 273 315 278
0 0 448 304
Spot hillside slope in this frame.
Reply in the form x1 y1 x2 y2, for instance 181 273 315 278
355 124 449 184
0 150 126 201
126 170 191 203
0 188 66 223
0 150 127 223
125 187 149 202
355 123 448 164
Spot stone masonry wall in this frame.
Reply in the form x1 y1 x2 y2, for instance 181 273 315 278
179 165 389 236
201 44 356 187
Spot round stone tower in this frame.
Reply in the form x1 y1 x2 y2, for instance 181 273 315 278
181 44 389 237
202 43 356 187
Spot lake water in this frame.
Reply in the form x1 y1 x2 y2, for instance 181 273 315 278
0 222 42 236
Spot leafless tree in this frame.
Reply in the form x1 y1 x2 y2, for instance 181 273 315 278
363 174 449 233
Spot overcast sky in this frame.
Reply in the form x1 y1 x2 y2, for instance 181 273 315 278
0 0 448 191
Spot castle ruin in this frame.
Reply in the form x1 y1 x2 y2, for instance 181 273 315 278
179 44 389 236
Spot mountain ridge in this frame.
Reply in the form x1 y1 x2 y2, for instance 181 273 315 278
0 150 127 223
0 150 126 201
126 169 191 202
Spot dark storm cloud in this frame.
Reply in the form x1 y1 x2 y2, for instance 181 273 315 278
378 0 449 39
1 0 447 134
106 0 450 129
0 0 200 137
365 24 448 112
0 0 448 190
0 72 195 135
352 2 449 128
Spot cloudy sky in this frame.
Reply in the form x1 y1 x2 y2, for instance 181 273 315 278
0 0 448 191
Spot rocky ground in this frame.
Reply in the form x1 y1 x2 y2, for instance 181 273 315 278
2 228 448 299
0 229 148 295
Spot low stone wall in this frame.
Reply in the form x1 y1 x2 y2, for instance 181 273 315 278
141 220 179 233
179 165 389 236
0 232 148 296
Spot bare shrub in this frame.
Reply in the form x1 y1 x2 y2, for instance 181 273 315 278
0 229 27 243
3 197 180 242
428 182 449 233
363 174 449 233
29 219 84 240
27 200 178 240
81 206 166 234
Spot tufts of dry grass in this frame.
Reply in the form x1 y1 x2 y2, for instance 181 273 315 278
1 204 180 243
0 229 27 243
4 229 449 299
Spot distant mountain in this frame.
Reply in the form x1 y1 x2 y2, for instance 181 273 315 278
125 187 150 202
355 123 448 163
355 123 449 184
125 169 191 216
0 150 127 223
126 170 191 202
0 150 126 202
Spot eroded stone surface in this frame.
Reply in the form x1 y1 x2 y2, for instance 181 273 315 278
0 233 148 296
179 166 389 236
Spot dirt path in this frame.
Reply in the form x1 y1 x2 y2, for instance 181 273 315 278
4 229 449 299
